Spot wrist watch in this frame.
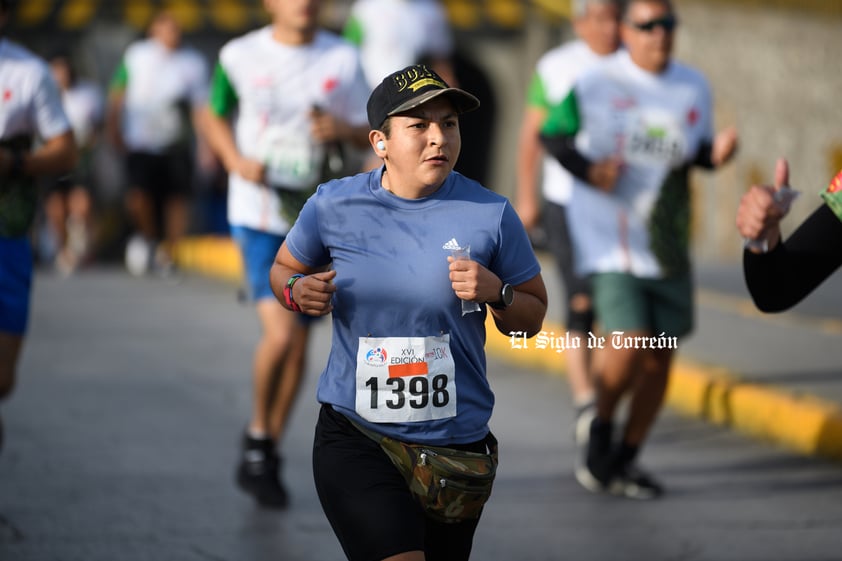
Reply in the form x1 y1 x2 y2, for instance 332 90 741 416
488 283 514 310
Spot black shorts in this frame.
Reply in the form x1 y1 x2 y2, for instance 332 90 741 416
39 173 74 196
313 405 482 561
42 149 97 194
543 202 592 305
126 149 193 200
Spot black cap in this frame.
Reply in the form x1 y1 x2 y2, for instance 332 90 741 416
366 64 480 130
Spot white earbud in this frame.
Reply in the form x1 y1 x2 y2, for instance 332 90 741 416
376 140 385 151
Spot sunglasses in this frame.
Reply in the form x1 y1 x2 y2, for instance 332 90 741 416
627 15 678 33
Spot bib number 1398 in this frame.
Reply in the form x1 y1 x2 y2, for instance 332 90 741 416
364 373 450 410
355 336 458 423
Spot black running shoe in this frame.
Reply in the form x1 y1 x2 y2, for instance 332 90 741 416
609 463 664 500
575 418 614 493
235 434 289 509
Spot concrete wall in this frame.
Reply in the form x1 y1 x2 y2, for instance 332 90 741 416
674 1 842 262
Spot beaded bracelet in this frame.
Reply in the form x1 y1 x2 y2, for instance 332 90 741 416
283 274 305 312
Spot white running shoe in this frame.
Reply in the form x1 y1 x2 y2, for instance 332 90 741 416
125 235 152 277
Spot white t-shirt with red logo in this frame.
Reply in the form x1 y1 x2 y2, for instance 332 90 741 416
561 51 714 278
0 39 70 143
0 39 71 237
112 38 208 152
212 27 370 234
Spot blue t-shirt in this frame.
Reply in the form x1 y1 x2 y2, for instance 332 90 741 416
286 168 541 445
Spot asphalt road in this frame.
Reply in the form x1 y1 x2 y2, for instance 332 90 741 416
1 268 841 561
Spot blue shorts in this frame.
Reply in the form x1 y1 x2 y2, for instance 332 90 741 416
0 237 34 334
231 226 321 326
231 225 285 301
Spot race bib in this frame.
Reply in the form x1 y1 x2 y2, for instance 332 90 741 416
623 108 687 168
257 125 324 190
356 335 457 423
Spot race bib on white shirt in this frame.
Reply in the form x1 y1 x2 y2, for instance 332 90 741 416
257 125 324 190
623 108 687 168
356 335 457 423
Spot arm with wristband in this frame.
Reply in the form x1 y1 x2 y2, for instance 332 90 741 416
270 242 336 316
283 274 305 312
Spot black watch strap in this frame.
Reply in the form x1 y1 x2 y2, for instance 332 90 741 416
489 283 513 310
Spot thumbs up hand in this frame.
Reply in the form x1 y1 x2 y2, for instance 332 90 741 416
736 158 800 253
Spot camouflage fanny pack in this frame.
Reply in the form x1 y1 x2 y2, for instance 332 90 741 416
352 420 498 524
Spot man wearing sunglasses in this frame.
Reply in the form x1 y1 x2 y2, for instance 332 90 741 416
540 0 738 500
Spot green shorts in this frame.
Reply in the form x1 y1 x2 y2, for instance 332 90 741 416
591 272 693 338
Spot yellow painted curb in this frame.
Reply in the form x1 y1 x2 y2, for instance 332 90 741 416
177 235 842 463
174 235 244 283
660 359 842 461
485 319 842 463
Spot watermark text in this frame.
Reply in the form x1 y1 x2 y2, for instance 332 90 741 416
508 331 678 353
